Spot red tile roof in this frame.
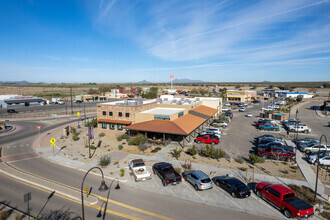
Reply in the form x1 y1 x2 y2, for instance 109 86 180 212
126 120 187 135
174 114 206 134
191 105 218 116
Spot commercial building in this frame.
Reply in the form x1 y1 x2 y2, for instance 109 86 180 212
226 90 257 103
0 95 44 108
96 95 222 145
281 92 314 99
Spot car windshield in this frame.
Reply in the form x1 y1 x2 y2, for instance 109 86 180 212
163 167 174 172
133 162 145 167
201 178 211 183
283 193 295 200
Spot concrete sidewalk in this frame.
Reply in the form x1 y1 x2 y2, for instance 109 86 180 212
286 140 327 200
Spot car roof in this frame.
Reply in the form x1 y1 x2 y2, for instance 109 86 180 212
132 159 144 164
267 184 294 194
191 170 209 179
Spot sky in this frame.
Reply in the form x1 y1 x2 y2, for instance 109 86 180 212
0 0 330 83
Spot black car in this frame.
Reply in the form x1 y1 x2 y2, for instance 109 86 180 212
152 162 182 187
7 109 17 113
258 141 294 152
213 176 251 198
75 100 83 103
257 134 281 141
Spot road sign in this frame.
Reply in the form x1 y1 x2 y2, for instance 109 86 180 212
51 143 55 147
50 138 56 144
37 126 41 130
77 112 80 117
85 187 89 196
24 192 31 202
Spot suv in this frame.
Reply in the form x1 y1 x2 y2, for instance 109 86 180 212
195 135 219 145
182 170 213 191
206 128 221 134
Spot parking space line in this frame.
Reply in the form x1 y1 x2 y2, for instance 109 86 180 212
250 194 286 218
182 181 205 202
213 186 242 209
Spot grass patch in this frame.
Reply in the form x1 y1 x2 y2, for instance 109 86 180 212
249 153 265 164
98 132 106 137
239 167 248 172
234 156 245 164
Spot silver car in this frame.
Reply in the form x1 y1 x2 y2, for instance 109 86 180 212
182 170 213 191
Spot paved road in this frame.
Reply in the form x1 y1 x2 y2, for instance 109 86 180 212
0 119 280 220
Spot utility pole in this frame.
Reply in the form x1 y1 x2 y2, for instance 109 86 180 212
70 86 73 115
65 99 67 115
84 101 86 124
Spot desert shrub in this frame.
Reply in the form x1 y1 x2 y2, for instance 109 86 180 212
118 145 123 150
90 145 96 150
296 96 303 102
288 184 323 205
99 155 111 167
72 134 78 141
98 132 106 137
234 156 245 164
200 145 226 159
187 145 197 156
239 167 248 172
120 168 125 177
155 147 162 151
128 134 147 146
85 118 97 128
138 143 149 152
249 153 265 164
70 127 77 134
151 147 161 153
171 149 181 159
117 133 129 141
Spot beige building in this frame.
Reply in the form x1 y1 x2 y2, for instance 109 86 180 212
226 90 257 103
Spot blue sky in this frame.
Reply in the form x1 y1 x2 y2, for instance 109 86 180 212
0 0 330 83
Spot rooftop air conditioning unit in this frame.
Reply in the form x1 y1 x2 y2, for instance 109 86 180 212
177 101 182 105
164 98 168 101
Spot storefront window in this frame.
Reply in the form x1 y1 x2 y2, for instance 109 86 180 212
117 124 123 130
110 123 115 130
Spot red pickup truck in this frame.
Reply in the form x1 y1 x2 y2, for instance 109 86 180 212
195 135 219 145
256 182 314 219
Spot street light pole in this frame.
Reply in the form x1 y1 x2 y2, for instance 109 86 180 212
80 167 108 220
314 135 328 202
102 178 120 219
295 109 299 142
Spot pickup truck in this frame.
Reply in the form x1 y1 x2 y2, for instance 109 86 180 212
152 162 182 187
256 182 314 219
128 159 152 182
259 122 279 131
288 124 311 133
195 135 219 145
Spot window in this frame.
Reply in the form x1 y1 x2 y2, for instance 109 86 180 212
110 123 115 130
118 112 122 117
109 112 113 116
125 113 130 117
267 188 280 198
154 115 170 120
178 112 184 117
117 124 123 130
102 122 106 129
102 111 106 116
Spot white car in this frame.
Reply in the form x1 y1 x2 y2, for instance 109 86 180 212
200 131 221 138
314 156 330 166
206 128 221 135
222 108 229 112
303 145 330 154
128 159 152 182
225 103 231 106
246 112 252 117
211 121 228 128
239 107 246 112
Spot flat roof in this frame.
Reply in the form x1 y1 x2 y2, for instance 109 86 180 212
140 107 185 115
100 99 156 106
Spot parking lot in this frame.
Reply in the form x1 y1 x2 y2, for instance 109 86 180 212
124 161 286 219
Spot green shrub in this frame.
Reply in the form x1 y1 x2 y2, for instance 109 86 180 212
98 132 106 137
127 134 147 146
117 136 123 141
70 127 77 134
155 147 162 151
234 156 245 164
85 118 97 128
171 149 181 159
151 149 158 153
118 145 123 150
72 134 79 141
120 168 125 177
200 145 226 159
117 134 129 141
249 153 265 164
90 145 96 150
192 156 196 159
239 167 248 172
187 145 197 156
99 155 111 167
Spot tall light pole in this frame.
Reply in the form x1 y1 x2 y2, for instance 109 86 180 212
295 109 299 142
314 135 327 202
102 178 120 219
80 167 108 220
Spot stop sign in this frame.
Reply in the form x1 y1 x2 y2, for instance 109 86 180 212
37 126 41 130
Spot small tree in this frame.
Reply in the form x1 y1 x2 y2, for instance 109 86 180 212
187 145 197 156
72 134 78 141
138 143 149 153
99 155 111 167
171 149 181 159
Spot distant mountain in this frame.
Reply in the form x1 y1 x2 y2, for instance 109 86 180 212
172 78 204 83
138 80 152 84
0 80 30 84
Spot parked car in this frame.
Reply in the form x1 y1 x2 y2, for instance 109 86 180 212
182 170 213 191
225 111 233 119
222 107 229 112
258 146 296 162
256 119 272 128
257 134 282 142
256 182 314 218
152 162 182 186
224 103 231 106
75 100 83 103
213 176 251 198
195 135 220 145
259 122 279 131
258 141 294 153
246 112 252 117
206 128 221 135
211 121 228 128
199 131 221 138
308 151 330 164
258 137 284 146
294 137 319 144
252 100 261 104
313 156 330 166
288 124 311 133
239 107 246 112
297 140 320 152
128 159 152 182
302 144 330 154
7 109 18 113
